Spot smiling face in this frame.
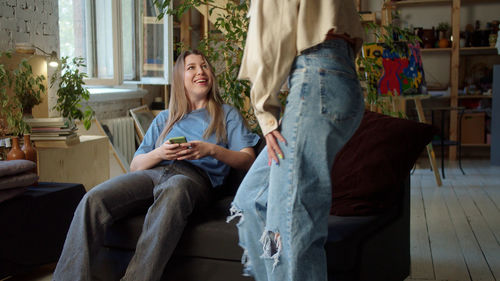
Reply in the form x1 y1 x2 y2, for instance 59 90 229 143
184 54 213 106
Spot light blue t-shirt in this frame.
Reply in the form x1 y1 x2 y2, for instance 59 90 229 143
134 104 260 187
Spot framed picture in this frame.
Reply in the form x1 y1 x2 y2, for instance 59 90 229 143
129 105 156 142
362 42 427 96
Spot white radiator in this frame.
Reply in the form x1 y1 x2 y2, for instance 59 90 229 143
102 117 135 164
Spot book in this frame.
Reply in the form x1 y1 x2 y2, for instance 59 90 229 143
30 132 78 140
33 134 80 148
24 117 73 128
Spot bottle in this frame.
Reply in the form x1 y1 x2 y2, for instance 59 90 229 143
7 136 26 160
21 134 36 163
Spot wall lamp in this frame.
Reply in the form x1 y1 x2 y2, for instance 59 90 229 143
35 46 59 68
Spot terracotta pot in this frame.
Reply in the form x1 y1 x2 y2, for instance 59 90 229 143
438 38 450 48
7 136 26 160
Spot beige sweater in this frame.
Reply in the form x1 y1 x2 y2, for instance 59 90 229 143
238 0 364 135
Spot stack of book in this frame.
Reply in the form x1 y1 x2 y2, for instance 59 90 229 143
25 117 80 147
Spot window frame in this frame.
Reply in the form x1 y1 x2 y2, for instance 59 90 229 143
61 0 173 87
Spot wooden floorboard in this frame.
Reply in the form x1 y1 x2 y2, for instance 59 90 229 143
420 176 470 281
445 180 495 280
406 159 500 281
409 176 435 280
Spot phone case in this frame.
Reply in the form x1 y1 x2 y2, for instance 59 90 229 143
169 136 187 143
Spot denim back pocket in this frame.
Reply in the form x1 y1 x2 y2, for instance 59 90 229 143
319 68 362 122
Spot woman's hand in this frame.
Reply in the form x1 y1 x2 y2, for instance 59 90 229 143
265 130 286 166
175 141 215 160
155 141 188 161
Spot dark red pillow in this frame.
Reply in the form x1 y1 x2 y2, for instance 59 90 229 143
330 110 436 216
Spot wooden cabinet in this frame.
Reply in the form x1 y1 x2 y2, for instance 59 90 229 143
383 0 499 159
36 136 109 191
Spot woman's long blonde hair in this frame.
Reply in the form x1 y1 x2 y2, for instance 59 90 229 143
156 50 227 147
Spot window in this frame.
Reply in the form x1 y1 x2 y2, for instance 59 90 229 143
58 0 173 86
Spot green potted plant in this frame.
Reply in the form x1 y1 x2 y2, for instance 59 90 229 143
436 22 451 48
12 59 46 117
50 56 94 130
0 51 31 137
436 22 450 39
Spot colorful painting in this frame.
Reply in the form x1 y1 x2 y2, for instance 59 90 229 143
362 43 426 96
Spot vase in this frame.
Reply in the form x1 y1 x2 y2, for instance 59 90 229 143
7 136 26 160
22 134 37 162
438 38 450 48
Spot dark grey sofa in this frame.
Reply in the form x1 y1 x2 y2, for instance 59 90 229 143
93 109 437 281
93 168 410 281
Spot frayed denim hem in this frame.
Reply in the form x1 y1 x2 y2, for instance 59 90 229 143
227 203 254 277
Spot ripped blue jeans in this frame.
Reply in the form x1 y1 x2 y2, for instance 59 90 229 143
229 39 364 281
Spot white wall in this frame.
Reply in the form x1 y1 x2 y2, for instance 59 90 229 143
0 0 59 55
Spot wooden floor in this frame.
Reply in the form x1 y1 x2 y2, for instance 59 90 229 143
2 159 499 281
406 158 500 281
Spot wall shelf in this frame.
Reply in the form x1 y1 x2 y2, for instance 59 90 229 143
389 0 452 7
460 47 498 56
458 95 492 99
461 143 491 147
384 0 499 160
421 48 452 53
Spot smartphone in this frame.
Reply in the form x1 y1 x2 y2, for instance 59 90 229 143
168 136 187 144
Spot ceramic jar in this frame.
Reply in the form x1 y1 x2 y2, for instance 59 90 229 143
21 134 37 162
7 136 26 160
438 38 450 48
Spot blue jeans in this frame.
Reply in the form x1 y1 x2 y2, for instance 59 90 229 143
229 39 364 281
53 161 212 281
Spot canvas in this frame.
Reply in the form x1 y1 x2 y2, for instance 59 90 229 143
362 42 427 96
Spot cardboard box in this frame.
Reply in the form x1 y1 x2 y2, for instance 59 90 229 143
461 112 485 144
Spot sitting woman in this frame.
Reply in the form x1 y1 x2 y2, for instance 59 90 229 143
53 50 260 281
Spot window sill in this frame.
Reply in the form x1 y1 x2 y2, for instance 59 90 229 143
87 87 148 102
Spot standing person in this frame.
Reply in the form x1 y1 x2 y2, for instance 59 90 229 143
228 1 365 280
53 50 260 281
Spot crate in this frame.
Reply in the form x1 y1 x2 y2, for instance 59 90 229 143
461 112 485 144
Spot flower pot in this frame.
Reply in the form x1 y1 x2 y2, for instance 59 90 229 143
438 38 450 48
7 136 26 160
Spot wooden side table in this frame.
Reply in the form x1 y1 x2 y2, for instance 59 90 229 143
36 136 109 191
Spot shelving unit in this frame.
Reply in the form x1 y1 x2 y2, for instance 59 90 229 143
383 0 499 159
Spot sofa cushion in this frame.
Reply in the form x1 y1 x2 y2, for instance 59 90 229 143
331 110 435 216
104 196 243 261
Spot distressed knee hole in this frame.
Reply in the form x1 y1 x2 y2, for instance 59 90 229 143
260 230 282 270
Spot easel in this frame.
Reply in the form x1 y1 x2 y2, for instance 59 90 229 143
390 95 442 187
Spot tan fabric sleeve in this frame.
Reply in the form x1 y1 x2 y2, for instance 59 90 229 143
238 0 299 136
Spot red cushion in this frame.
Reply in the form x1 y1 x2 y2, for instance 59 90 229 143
330 110 435 216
